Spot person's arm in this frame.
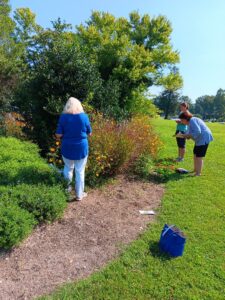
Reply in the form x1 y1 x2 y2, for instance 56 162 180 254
85 115 92 136
181 133 192 139
55 115 64 139
177 119 201 140
175 132 190 138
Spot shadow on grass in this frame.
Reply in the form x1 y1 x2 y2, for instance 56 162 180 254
149 171 189 184
149 241 172 261
148 157 190 183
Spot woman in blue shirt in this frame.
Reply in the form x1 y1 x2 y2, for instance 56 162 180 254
56 97 92 200
176 112 213 176
175 102 189 162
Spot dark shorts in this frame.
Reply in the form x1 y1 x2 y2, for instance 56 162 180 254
176 130 186 148
193 144 209 157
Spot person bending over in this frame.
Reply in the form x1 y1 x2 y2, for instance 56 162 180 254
176 112 213 176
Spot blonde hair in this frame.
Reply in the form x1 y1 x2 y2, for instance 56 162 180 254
63 97 84 114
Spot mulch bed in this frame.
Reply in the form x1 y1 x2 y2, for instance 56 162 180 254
0 176 164 300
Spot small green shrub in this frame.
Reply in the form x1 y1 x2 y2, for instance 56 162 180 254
0 137 64 186
133 154 155 179
0 184 67 222
133 156 177 182
0 203 36 249
150 158 176 182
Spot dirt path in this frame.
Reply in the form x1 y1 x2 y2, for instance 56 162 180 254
0 176 164 300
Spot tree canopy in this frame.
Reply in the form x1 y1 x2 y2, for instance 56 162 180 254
1 4 185 149
76 11 182 115
0 0 17 109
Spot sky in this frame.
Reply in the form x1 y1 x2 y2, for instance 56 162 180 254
10 0 225 102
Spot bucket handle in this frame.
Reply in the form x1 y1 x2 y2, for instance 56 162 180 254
161 224 175 237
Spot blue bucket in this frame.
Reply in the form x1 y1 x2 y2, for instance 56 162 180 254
159 224 186 257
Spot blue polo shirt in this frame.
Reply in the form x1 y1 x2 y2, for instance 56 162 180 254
188 117 213 146
56 113 92 160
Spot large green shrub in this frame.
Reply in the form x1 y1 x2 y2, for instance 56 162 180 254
0 184 67 222
0 136 67 249
0 161 63 186
0 202 36 249
16 29 103 153
0 137 64 186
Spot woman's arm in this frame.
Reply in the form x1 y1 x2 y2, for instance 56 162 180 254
85 115 92 135
175 133 192 139
182 133 192 139
55 115 64 138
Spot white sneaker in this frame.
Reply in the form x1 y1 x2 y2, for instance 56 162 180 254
66 185 73 193
76 192 88 201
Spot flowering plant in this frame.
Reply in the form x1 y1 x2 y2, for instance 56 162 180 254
47 139 63 168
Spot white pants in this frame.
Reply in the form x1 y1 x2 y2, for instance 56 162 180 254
62 156 87 198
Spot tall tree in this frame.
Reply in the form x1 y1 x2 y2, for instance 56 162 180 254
154 90 180 119
214 89 225 120
178 95 194 112
195 95 215 119
0 2 40 111
154 66 183 119
76 11 182 116
0 0 17 110
13 7 41 43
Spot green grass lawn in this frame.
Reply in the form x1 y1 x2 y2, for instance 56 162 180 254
40 118 225 300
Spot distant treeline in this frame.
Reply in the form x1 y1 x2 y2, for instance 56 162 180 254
154 88 225 121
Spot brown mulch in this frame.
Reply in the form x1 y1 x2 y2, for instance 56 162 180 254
0 176 164 300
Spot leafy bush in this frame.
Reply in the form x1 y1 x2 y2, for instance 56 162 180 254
0 137 67 249
86 114 130 186
0 161 63 186
0 112 26 139
16 35 103 153
86 113 162 186
0 137 64 186
0 202 36 249
125 89 160 118
133 154 155 179
43 112 162 187
121 115 162 165
150 158 177 182
0 184 67 223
